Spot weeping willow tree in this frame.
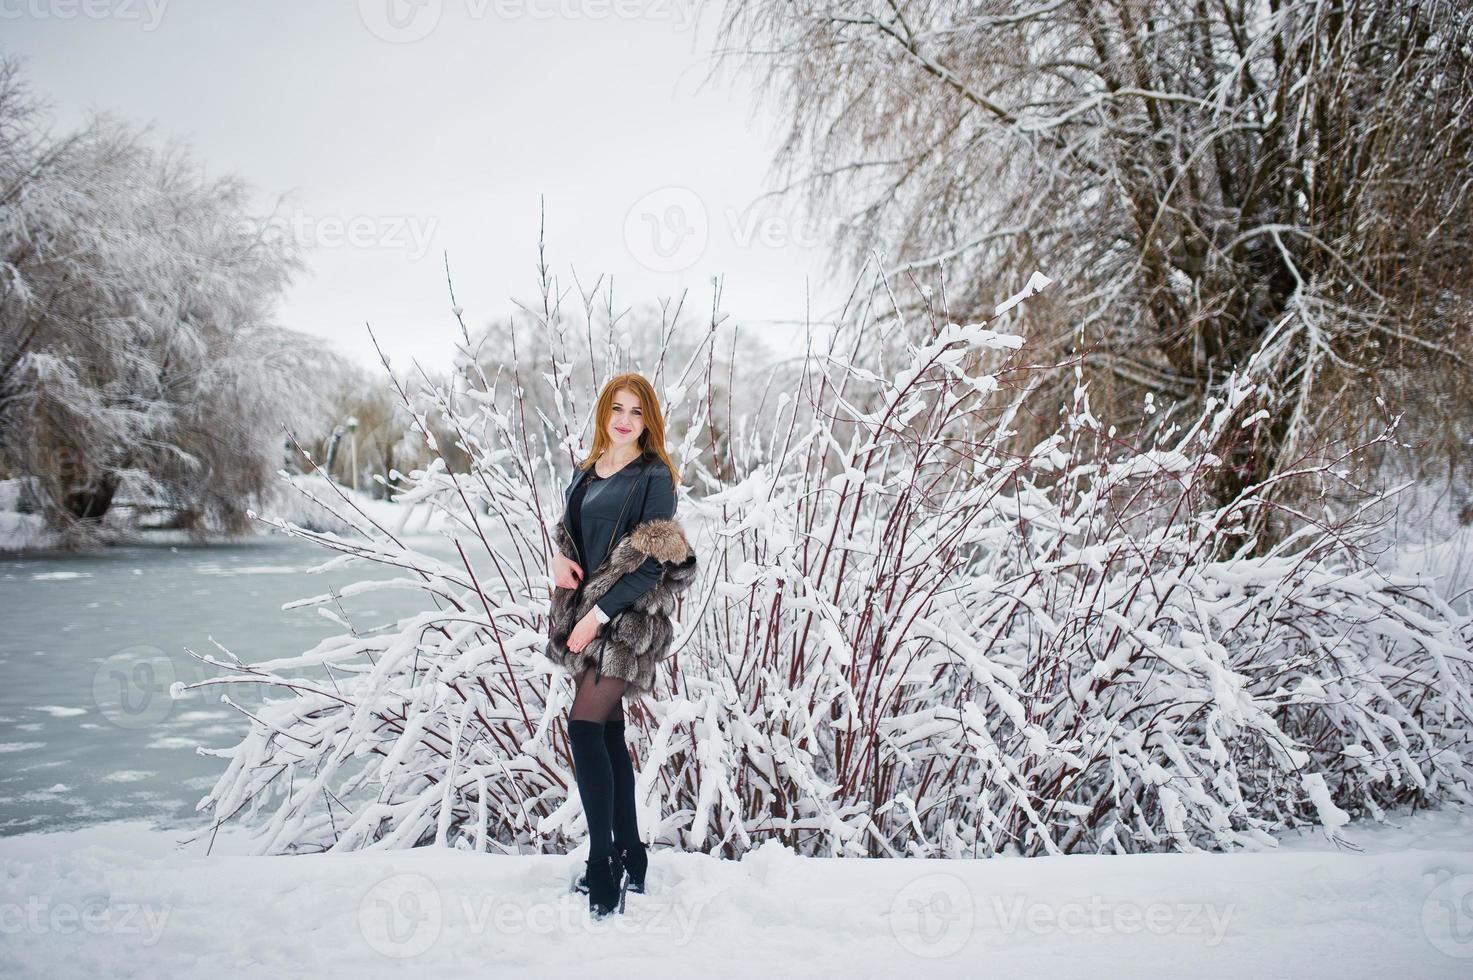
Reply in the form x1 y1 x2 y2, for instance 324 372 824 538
710 0 1473 542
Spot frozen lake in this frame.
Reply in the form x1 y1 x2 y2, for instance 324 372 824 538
0 532 468 837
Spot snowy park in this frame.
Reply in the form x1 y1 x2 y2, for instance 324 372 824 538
5 2 1473 978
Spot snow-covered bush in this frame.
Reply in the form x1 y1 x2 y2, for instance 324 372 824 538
178 255 1473 859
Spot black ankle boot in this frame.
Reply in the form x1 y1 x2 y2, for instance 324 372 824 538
583 853 626 919
575 842 646 895
618 840 648 893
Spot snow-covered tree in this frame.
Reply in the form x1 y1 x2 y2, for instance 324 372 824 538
0 56 343 542
707 0 1473 528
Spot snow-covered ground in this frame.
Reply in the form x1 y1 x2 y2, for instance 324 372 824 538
2 803 1471 978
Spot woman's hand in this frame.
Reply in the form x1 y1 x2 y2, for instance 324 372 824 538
552 551 583 590
567 608 603 653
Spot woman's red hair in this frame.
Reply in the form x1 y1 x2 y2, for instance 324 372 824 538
579 373 679 491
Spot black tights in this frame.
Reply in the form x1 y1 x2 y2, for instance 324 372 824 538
567 667 641 861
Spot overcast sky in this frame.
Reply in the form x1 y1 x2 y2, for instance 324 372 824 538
4 0 849 371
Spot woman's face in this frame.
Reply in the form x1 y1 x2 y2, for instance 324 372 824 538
606 387 645 453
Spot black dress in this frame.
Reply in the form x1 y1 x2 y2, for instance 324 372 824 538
567 466 602 571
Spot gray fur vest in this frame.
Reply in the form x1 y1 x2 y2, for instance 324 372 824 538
545 516 698 697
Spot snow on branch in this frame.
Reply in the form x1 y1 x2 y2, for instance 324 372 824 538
176 253 1473 860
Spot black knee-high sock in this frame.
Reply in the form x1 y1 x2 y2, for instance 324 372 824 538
603 718 641 848
568 719 614 860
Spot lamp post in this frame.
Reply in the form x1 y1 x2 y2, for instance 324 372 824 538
325 424 343 479
346 416 359 493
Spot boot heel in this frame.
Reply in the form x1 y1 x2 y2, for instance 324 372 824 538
618 840 648 894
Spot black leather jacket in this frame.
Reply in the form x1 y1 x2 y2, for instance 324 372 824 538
559 449 678 619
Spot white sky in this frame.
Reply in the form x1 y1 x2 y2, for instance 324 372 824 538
4 0 850 371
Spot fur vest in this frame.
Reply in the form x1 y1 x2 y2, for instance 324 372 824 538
545 515 698 697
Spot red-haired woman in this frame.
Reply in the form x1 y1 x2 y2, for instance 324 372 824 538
545 373 697 919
